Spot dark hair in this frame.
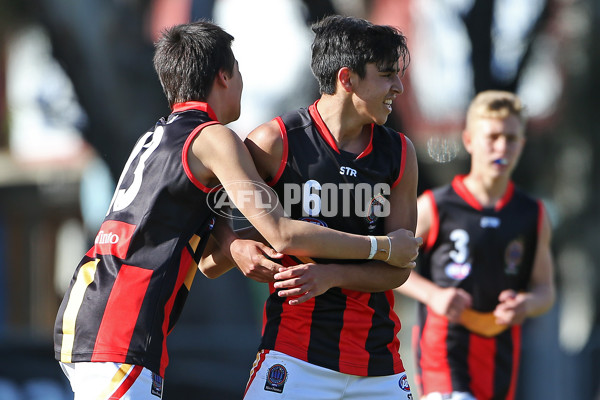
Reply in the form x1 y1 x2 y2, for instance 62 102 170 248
310 15 410 95
153 20 235 107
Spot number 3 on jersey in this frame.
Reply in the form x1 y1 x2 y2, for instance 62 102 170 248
449 229 469 264
107 127 164 214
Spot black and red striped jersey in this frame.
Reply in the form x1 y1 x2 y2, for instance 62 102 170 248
54 102 220 377
414 175 543 399
260 101 408 376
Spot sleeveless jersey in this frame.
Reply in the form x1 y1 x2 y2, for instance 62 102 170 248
260 101 408 376
414 175 543 399
54 102 219 377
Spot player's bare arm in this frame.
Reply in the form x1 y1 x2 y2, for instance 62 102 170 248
189 123 415 264
395 191 472 321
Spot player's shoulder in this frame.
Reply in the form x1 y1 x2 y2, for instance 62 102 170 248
192 123 247 157
246 118 283 149
427 182 456 206
375 125 414 152
279 107 313 131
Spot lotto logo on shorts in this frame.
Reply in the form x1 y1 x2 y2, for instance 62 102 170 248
264 364 287 393
151 373 163 397
399 373 411 392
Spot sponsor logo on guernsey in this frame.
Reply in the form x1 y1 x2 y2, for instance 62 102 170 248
91 220 136 260
151 373 163 397
445 262 472 280
264 364 287 393
480 216 501 228
339 166 357 177
504 239 524 275
399 373 411 392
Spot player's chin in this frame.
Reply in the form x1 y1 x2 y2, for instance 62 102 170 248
375 112 390 125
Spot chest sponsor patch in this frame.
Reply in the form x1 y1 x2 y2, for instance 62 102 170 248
445 262 471 280
264 363 288 394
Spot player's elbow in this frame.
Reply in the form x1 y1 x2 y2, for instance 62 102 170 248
265 234 294 254
392 268 412 289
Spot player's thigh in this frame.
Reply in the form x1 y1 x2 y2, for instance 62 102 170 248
60 361 164 400
345 372 414 400
243 350 346 400
422 392 475 400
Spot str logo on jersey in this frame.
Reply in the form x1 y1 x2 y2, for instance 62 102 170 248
339 166 357 177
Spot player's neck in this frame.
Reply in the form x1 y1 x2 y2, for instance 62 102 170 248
316 96 370 152
462 173 510 207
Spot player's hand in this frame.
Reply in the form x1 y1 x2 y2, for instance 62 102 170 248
385 229 423 268
230 239 284 283
273 263 337 305
493 290 528 325
430 287 472 323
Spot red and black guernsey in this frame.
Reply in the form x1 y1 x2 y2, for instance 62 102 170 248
414 175 544 399
260 101 408 376
54 102 220 377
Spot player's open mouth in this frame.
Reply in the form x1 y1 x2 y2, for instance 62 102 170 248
384 99 393 111
493 158 508 165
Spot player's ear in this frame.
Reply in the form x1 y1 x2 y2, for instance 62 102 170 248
337 67 353 93
462 129 473 154
215 69 230 89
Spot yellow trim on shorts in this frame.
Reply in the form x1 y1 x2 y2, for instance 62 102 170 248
96 363 135 400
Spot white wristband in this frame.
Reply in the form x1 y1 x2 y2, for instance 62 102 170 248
386 236 392 262
367 235 377 259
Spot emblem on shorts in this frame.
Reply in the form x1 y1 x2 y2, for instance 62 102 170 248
504 239 524 275
398 373 411 392
264 364 287 393
151 373 163 397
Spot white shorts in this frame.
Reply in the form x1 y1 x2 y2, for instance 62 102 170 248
59 362 163 400
422 392 476 400
243 350 413 400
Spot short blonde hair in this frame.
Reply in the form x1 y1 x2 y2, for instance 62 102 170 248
466 90 526 132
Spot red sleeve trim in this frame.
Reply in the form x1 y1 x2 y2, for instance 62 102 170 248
391 132 407 189
182 121 222 193
266 117 289 187
424 190 439 252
